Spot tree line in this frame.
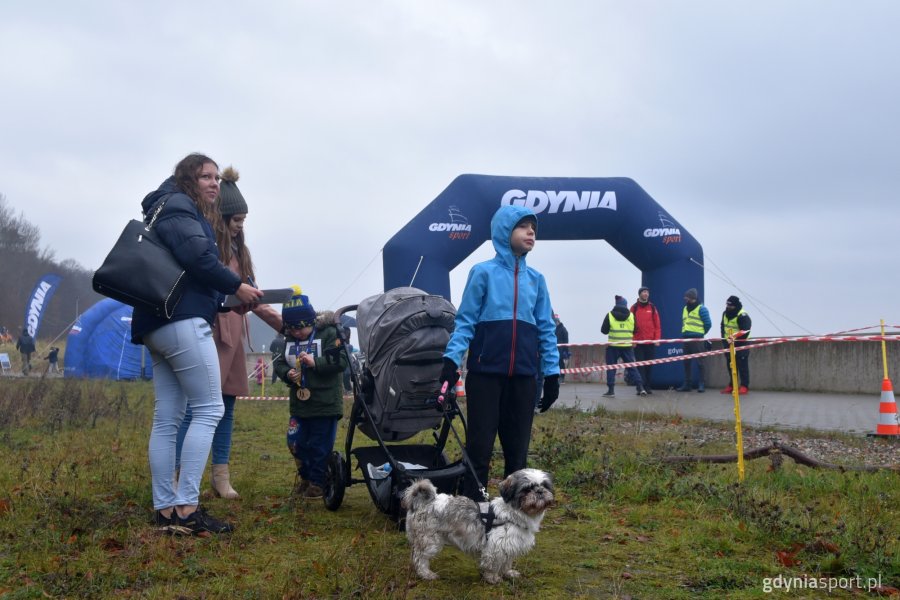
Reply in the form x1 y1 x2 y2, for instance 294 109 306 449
0 194 102 342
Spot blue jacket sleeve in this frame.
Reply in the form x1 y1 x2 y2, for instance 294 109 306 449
700 305 712 335
443 266 487 366
535 274 560 376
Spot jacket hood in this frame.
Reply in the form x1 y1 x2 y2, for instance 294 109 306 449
141 176 181 216
315 310 336 330
610 305 631 321
491 205 537 269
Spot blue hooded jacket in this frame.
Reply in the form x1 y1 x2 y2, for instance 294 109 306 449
444 205 560 377
130 176 242 344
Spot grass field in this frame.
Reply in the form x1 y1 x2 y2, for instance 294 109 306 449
0 378 897 599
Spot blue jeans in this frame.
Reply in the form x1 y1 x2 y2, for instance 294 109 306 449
176 394 235 467
144 318 224 509
286 416 338 486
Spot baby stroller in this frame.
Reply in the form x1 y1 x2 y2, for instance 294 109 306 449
323 287 474 521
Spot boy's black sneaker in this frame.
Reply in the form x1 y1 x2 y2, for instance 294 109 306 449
174 506 234 535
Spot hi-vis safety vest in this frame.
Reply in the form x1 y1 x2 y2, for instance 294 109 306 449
682 305 706 335
722 310 750 339
608 311 635 347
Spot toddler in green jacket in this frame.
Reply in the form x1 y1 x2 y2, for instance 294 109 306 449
273 287 348 499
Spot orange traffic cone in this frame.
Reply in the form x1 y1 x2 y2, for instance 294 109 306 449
874 378 899 436
455 377 466 398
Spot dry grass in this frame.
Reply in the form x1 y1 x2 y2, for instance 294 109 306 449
0 379 897 599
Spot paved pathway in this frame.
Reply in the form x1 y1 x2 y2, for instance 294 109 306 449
551 382 886 435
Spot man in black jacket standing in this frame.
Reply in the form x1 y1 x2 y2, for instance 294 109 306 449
16 328 35 375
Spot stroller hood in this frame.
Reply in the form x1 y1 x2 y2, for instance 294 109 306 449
355 287 457 441
357 287 456 378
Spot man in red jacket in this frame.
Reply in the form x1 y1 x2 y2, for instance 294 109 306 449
630 287 661 394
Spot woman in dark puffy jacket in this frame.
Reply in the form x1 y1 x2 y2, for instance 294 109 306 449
131 153 262 535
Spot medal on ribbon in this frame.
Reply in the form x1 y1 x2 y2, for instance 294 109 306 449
295 326 317 402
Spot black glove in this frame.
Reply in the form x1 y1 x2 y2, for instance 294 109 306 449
440 358 460 390
539 375 560 413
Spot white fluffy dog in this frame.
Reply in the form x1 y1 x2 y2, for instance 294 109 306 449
401 468 554 584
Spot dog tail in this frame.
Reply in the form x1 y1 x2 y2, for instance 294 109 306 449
401 478 437 512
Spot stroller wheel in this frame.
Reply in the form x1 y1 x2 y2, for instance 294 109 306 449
323 451 346 511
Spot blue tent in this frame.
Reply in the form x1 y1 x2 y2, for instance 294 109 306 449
64 298 152 380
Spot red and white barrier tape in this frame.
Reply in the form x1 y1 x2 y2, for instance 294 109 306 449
560 334 900 374
558 333 900 348
237 396 288 401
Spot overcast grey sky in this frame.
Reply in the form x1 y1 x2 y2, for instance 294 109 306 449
2 1 898 342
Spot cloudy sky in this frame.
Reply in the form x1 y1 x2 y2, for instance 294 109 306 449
2 1 898 343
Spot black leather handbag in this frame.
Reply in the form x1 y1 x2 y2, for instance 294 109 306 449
92 195 186 319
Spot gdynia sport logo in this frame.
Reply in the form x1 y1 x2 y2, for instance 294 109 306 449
644 211 681 245
500 189 617 213
429 205 471 240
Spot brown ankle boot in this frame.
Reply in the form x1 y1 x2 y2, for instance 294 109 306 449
211 464 240 499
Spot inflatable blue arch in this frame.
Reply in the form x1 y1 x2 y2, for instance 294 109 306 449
382 175 704 387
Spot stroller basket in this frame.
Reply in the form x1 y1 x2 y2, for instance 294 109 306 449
353 445 466 516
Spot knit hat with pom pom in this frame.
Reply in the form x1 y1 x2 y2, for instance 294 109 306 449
218 166 248 215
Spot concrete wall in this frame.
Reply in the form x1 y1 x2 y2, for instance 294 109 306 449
566 341 900 394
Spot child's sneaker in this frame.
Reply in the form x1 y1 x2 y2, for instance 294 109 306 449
174 506 234 535
303 483 324 499
293 478 310 496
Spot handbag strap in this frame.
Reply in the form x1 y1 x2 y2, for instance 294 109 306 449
144 193 174 230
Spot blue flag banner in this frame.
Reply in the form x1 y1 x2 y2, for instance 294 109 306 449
24 273 62 338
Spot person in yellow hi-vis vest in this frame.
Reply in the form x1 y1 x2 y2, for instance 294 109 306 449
600 295 647 398
676 288 712 392
720 295 752 394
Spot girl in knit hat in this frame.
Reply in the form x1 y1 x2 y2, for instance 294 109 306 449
176 166 283 500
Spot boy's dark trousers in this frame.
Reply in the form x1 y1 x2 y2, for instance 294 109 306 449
460 372 536 501
286 415 338 486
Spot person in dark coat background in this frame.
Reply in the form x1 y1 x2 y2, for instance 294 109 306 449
16 329 35 374
553 313 570 384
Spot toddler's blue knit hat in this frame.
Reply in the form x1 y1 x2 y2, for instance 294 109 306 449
282 285 316 328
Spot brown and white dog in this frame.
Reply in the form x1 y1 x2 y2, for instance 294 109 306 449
401 468 554 584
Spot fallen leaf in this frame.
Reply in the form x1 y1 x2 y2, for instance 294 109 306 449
100 538 125 554
621 572 633 579
0 498 10 516
872 585 899 596
775 550 800 567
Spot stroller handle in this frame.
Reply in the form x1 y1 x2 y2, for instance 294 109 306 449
333 304 358 325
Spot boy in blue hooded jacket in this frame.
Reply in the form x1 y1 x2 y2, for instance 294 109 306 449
441 204 560 501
